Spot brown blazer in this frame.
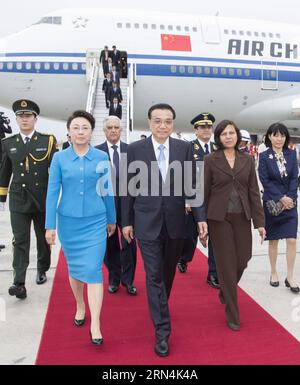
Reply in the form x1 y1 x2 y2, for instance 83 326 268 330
204 150 265 228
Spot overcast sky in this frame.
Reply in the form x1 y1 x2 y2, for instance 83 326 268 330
1 0 299 140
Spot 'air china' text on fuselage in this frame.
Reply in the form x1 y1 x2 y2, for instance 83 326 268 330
228 39 299 59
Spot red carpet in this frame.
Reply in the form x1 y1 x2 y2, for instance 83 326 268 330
36 248 300 365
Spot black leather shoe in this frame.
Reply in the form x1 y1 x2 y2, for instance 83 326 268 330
8 284 27 299
154 339 169 357
108 284 119 294
125 284 137 296
227 321 240 331
285 278 300 293
89 331 103 345
207 275 220 289
270 276 279 287
177 260 187 273
74 318 85 327
36 272 47 285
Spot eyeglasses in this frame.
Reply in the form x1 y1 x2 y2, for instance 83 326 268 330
151 119 173 127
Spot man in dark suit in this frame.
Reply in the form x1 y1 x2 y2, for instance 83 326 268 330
111 45 121 71
177 113 220 289
122 104 207 357
108 82 123 105
102 72 113 108
62 133 71 150
103 57 113 76
109 97 122 120
96 116 137 296
111 65 120 85
100 45 111 75
0 99 57 299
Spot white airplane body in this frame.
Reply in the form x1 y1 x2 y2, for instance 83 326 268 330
1 8 300 135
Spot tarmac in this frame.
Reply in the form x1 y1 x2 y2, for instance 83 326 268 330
0 206 300 365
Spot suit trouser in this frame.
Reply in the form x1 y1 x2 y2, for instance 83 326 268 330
10 211 51 285
104 224 137 286
138 224 184 341
208 213 252 324
181 213 218 276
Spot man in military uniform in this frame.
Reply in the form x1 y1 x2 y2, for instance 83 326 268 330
177 113 220 289
0 100 57 299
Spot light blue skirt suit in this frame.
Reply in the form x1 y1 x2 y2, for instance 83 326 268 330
45 145 116 283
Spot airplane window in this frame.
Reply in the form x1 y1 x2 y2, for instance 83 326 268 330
262 32 266 37
179 66 185 73
176 26 181 31
184 26 190 32
224 29 229 34
221 68 227 75
7 63 13 70
25 63 32 70
231 30 237 35
63 63 69 71
81 63 86 71
168 25 173 31
35 63 41 70
276 33 281 38
160 25 165 30
254 32 259 37
192 27 197 32
72 63 79 71
269 33 274 38
16 63 23 70
213 67 218 75
271 71 276 78
143 24 148 29
246 31 251 36
54 63 60 70
126 23 131 28
171 66 177 73
196 66 202 74
134 23 139 29
204 67 210 74
44 63 50 70
237 69 242 76
244 69 250 77
188 66 194 74
117 23 122 28
151 24 156 29
229 68 235 76
239 31 244 36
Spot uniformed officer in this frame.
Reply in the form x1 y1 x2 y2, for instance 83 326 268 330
0 100 57 299
177 113 220 289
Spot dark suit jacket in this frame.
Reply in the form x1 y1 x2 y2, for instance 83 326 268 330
100 49 110 65
258 147 298 202
111 50 121 66
122 136 205 240
204 150 264 228
102 79 113 94
191 139 215 161
109 104 122 120
111 70 120 84
62 141 70 150
108 87 123 103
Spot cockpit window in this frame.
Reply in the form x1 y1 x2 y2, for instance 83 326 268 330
34 16 62 25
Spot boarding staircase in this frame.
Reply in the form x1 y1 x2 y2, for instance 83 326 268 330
85 49 135 145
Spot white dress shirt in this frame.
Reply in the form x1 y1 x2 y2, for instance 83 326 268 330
20 130 35 143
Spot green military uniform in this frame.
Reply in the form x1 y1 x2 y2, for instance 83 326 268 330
0 100 57 287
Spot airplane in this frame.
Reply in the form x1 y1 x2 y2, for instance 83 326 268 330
1 7 300 141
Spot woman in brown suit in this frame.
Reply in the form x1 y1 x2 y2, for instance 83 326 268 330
203 120 266 331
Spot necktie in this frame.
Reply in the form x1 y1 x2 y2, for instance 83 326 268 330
112 145 119 176
24 137 30 144
204 143 210 155
158 144 167 182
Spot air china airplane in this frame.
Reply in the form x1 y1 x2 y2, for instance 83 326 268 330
1 8 300 136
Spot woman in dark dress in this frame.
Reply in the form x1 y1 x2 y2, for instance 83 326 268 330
258 123 299 293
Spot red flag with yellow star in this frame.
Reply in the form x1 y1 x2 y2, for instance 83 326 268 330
161 34 191 51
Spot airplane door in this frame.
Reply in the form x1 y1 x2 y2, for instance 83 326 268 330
201 16 221 44
261 60 278 90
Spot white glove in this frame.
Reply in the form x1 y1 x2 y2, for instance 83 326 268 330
0 202 6 211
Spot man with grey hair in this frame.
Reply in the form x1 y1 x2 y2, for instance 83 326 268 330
96 116 137 296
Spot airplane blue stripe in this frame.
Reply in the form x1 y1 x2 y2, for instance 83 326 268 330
1 52 300 68
1 62 300 82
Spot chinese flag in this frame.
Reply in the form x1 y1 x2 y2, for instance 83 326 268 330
161 34 191 51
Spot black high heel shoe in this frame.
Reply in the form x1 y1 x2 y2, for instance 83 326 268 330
74 318 85 327
269 276 279 287
89 330 103 345
285 278 300 294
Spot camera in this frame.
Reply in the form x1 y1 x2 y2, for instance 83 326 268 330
0 111 12 138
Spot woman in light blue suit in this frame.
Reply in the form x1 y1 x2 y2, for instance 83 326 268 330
45 111 116 345
258 123 299 293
